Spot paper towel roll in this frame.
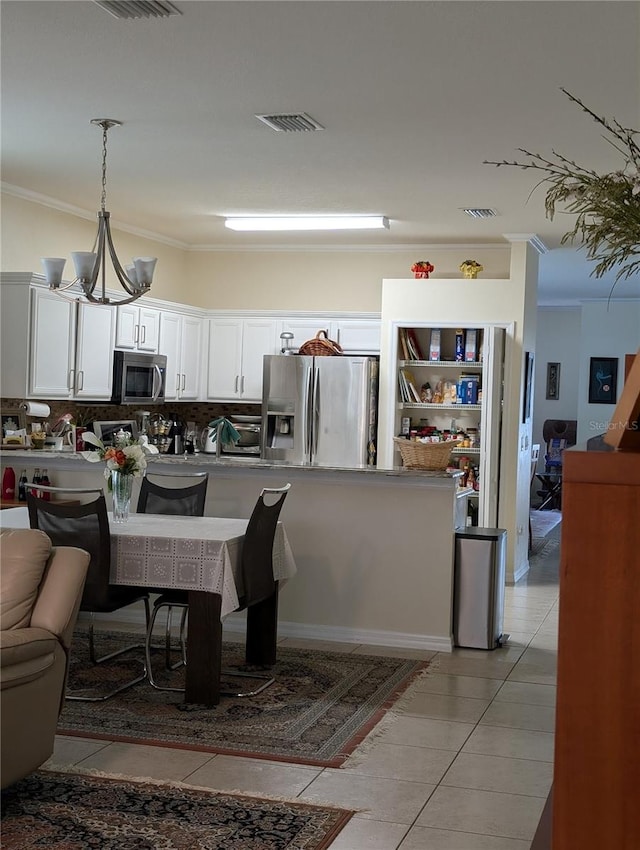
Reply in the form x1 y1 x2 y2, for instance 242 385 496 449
21 402 51 418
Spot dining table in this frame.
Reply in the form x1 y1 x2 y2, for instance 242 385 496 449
0 507 297 705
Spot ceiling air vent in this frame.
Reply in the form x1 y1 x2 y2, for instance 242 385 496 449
255 113 325 133
462 208 498 219
93 1 182 19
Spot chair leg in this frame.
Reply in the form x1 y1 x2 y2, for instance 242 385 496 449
219 669 275 698
67 598 151 702
145 601 189 692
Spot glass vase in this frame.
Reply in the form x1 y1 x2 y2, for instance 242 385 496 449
111 470 133 523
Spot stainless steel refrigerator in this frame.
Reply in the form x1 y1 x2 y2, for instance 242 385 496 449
261 355 379 467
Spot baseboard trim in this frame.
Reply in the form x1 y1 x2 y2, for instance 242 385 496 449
80 610 454 653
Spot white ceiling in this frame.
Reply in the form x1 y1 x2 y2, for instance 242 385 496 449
1 0 639 305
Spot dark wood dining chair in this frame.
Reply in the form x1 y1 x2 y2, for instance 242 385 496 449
26 484 151 701
145 483 291 697
137 472 209 685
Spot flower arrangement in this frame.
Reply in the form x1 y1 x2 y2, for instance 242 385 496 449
484 88 640 285
81 430 158 486
460 259 483 279
411 260 434 279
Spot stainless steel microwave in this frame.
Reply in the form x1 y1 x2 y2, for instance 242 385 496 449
111 350 167 405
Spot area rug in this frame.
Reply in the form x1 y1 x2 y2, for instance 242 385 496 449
1 770 353 850
530 509 562 555
59 635 428 767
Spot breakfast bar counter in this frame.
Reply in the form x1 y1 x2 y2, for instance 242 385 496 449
0 449 464 651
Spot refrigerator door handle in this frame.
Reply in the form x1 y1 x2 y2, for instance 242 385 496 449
312 370 320 456
304 366 314 457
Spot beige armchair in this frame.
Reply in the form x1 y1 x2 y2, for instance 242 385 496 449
1 528 89 789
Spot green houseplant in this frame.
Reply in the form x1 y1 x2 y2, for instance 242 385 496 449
485 89 640 286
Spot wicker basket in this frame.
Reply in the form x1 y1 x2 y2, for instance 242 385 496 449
393 437 461 470
298 330 343 356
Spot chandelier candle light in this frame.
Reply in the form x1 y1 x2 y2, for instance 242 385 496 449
41 119 157 305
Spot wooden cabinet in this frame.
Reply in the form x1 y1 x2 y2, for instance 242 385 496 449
207 317 278 401
551 447 640 850
115 304 160 352
390 325 504 527
159 310 203 401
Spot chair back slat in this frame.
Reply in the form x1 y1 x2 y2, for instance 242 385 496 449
240 484 290 608
137 474 208 517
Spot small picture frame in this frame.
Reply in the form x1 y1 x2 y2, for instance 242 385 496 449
522 351 534 423
588 357 618 405
546 362 560 400
1 407 27 444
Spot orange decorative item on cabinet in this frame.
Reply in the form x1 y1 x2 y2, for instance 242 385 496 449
411 260 434 279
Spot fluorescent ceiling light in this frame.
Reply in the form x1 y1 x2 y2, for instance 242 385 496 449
224 215 390 232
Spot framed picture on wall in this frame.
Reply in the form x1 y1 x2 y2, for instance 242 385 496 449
546 362 560 400
588 357 618 404
522 351 534 423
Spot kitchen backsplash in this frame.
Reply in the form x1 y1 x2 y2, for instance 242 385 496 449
0 398 261 432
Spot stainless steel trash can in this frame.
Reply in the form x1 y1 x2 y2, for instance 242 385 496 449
454 528 507 649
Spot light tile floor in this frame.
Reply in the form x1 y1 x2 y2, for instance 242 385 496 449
46 533 560 850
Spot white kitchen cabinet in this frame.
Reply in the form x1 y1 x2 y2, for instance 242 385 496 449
29 287 77 398
73 302 116 399
159 310 203 401
116 304 160 352
278 317 380 353
334 319 380 353
207 317 278 401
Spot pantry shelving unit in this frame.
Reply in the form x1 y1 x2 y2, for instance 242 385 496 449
393 326 504 527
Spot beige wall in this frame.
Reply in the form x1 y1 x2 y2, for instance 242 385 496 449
2 192 511 312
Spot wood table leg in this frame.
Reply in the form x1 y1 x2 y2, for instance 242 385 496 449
246 583 279 667
185 590 222 706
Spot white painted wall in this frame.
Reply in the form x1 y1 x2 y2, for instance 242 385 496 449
532 307 581 470
577 301 640 444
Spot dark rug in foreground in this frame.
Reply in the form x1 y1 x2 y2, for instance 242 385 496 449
1 771 352 850
59 632 427 767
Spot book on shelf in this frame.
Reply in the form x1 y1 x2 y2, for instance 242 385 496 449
406 328 424 360
399 328 410 361
400 368 421 403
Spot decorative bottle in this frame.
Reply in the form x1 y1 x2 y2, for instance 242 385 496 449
40 469 51 500
18 470 28 502
32 468 41 499
2 467 16 501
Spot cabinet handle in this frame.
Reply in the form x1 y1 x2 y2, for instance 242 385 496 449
240 375 245 394
134 324 139 344
77 370 84 391
176 373 181 393
181 373 186 391
68 368 75 392
141 325 146 344
234 375 239 393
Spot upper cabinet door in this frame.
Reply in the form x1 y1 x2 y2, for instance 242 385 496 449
179 315 203 400
158 311 182 401
74 302 116 399
29 288 76 398
334 320 380 353
278 319 332 352
116 304 159 352
241 319 278 400
207 318 243 399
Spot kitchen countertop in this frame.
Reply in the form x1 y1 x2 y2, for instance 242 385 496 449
0 448 462 486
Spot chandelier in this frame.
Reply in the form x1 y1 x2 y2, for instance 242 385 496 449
41 119 157 305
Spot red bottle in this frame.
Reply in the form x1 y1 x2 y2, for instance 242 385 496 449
40 469 51 501
2 467 16 501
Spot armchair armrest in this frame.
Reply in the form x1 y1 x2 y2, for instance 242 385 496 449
30 546 90 652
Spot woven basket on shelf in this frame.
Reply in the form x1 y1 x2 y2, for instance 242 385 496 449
298 330 343 356
393 437 461 470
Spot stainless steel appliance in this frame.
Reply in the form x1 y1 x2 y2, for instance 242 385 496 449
111 351 167 405
201 415 262 456
453 527 507 649
261 355 378 467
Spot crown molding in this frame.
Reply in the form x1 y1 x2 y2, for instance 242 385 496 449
188 242 512 253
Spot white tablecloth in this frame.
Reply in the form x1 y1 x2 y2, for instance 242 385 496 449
0 508 296 619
